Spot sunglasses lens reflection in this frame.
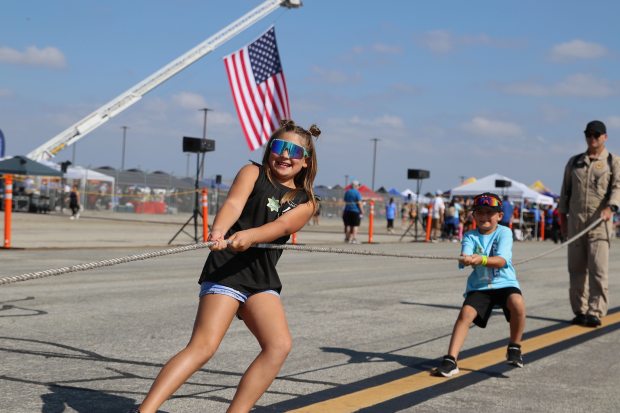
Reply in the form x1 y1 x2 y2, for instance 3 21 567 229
271 139 306 159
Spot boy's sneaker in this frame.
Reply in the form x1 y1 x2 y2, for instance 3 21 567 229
506 343 524 368
434 355 459 377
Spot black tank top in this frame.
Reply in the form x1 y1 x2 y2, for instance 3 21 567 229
198 163 309 293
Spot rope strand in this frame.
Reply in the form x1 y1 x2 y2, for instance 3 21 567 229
0 217 604 286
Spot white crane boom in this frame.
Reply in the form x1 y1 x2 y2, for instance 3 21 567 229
27 0 302 161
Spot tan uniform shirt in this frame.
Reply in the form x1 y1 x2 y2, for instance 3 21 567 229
558 148 620 240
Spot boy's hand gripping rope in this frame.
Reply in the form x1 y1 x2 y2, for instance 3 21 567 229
0 217 603 286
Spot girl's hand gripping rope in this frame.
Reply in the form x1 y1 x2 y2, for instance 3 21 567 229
207 231 229 251
224 229 257 252
207 230 255 252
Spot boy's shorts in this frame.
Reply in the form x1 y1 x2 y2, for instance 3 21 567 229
463 287 522 328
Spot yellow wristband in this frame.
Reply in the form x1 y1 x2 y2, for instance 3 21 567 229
480 255 488 266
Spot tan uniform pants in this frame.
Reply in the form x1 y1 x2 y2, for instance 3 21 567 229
567 237 609 317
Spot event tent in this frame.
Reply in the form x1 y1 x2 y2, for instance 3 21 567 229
530 180 559 199
0 156 63 177
450 173 554 205
343 184 383 200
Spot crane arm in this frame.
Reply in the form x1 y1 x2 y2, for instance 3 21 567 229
27 0 302 161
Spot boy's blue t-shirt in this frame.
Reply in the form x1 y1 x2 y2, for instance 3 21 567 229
460 225 519 295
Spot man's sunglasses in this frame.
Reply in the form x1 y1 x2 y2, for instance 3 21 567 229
270 139 309 159
473 195 502 209
585 132 603 139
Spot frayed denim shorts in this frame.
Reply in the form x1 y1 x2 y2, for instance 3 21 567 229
199 282 279 303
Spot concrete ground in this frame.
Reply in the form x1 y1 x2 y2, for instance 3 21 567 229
1 210 619 412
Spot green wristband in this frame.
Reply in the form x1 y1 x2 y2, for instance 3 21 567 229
480 255 488 266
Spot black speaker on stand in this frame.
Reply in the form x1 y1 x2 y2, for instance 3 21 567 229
495 179 512 197
168 137 215 244
400 169 430 242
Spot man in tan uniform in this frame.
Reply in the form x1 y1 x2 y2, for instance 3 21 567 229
558 120 620 327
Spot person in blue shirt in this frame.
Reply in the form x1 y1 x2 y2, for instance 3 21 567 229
385 197 397 234
499 195 514 227
434 192 526 377
343 181 364 243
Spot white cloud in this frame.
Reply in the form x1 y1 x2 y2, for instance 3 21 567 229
351 43 402 55
550 39 608 61
462 116 523 138
499 81 548 96
0 46 66 68
555 74 613 97
348 115 405 129
172 92 207 109
414 30 513 54
607 116 620 129
310 66 361 84
499 74 616 97
539 104 571 122
370 43 402 54
416 30 454 53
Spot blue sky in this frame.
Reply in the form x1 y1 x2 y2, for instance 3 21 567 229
2 0 620 193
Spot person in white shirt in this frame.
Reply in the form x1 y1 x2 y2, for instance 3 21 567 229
431 190 445 241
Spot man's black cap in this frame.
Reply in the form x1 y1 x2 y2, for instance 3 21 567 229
584 120 606 135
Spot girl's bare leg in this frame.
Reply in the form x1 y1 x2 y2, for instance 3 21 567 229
138 294 239 413
227 293 292 413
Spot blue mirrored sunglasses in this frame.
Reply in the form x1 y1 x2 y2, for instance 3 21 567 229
270 139 309 159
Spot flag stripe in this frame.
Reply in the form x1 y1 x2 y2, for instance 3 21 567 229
236 51 263 148
223 26 291 151
224 55 256 150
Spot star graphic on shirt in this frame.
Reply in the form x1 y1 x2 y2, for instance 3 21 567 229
267 197 280 212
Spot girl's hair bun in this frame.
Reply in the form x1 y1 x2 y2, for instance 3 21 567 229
279 119 295 129
307 124 321 138
277 119 320 139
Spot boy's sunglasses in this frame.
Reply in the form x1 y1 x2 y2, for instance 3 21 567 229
585 132 603 139
270 139 309 159
473 195 502 209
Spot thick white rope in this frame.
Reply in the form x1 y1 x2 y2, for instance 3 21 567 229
0 217 603 286
253 243 456 260
513 217 602 265
0 242 218 286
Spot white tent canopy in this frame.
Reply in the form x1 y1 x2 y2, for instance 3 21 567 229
64 165 115 183
39 160 115 183
450 173 554 205
400 189 431 204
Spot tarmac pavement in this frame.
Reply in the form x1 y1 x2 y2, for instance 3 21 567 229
1 210 619 412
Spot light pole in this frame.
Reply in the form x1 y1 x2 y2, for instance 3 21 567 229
370 138 380 191
121 126 129 170
199 108 213 180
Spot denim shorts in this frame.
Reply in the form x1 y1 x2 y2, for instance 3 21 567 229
199 282 279 303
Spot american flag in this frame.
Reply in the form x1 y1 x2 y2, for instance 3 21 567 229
224 27 291 151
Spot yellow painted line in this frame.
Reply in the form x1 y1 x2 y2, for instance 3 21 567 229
287 312 620 413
